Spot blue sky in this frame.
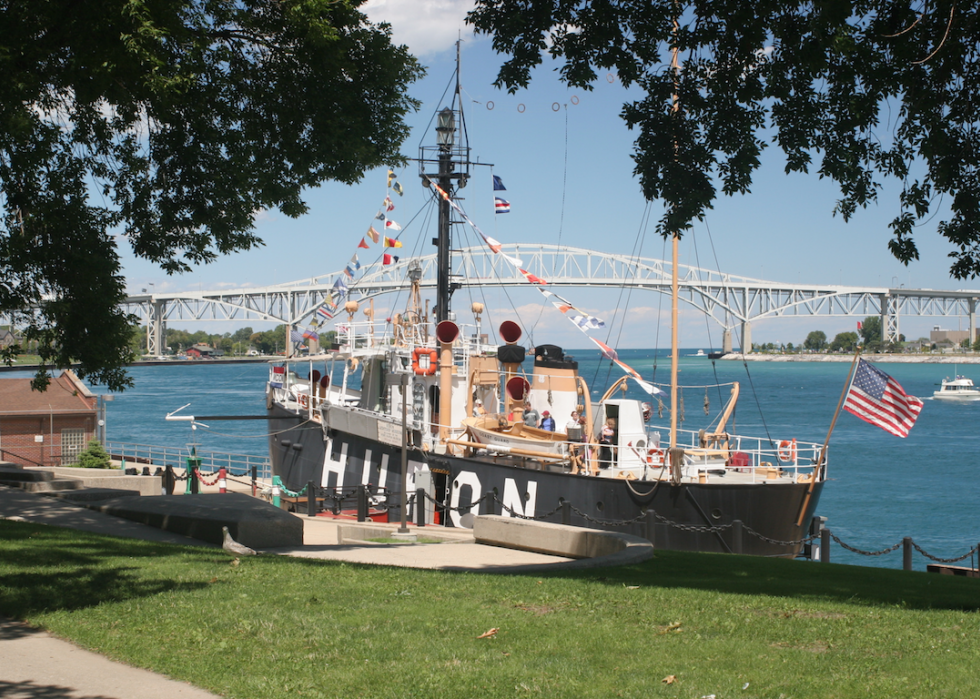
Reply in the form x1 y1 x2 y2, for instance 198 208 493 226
120 1 976 349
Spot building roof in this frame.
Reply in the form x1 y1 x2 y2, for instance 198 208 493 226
0 370 97 415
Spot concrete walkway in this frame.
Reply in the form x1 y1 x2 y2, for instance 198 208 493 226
0 484 573 699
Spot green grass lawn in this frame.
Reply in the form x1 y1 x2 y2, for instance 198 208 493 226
1 520 978 698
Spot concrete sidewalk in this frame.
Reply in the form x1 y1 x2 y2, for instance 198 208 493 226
0 484 573 699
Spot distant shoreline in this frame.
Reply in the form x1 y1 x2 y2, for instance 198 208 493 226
717 353 980 364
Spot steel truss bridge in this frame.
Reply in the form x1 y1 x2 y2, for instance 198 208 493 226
122 244 980 356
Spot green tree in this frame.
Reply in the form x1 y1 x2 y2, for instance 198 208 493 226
860 317 883 347
830 332 860 353
1 0 423 391
76 440 111 469
468 2 980 275
804 331 827 351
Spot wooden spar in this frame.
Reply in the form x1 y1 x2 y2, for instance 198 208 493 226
445 439 569 462
795 345 862 527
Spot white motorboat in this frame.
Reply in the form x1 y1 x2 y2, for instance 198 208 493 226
934 375 980 400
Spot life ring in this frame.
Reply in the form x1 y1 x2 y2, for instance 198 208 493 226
412 348 438 376
777 438 797 463
646 447 665 466
298 393 309 409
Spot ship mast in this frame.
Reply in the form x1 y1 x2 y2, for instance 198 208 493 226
669 19 681 452
420 41 471 323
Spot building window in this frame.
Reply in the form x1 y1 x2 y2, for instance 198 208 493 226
62 428 86 465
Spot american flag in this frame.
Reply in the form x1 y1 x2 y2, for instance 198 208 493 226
843 359 923 438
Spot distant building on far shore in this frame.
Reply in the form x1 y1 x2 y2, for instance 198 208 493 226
930 325 971 347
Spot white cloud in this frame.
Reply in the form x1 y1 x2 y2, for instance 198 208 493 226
362 0 477 58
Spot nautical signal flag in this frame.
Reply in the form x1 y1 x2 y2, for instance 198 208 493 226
383 253 400 265
358 237 369 249
385 219 402 231
843 359 923 438
302 328 319 341
384 196 395 212
519 268 546 284
366 226 380 243
392 181 403 196
317 307 333 321
493 175 506 191
384 237 402 248
387 169 397 186
495 197 510 213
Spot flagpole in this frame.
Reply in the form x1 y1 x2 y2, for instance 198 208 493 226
795 343 862 527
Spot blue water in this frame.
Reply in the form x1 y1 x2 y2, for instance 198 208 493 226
9 353 978 571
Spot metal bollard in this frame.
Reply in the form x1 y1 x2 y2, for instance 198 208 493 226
415 488 426 527
645 509 657 543
271 476 282 508
357 485 368 522
732 519 743 555
162 465 176 495
903 537 913 571
483 491 496 516
307 481 316 517
218 467 227 494
251 465 257 497
561 501 571 526
820 528 831 563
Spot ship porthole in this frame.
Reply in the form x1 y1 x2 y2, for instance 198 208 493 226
596 501 604 511
711 508 723 520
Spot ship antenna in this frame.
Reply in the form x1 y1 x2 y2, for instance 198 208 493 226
420 40 471 323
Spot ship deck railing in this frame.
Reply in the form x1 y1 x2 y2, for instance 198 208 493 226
106 441 272 480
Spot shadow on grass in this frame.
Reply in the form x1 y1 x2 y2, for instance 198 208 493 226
0 521 214 619
557 549 980 612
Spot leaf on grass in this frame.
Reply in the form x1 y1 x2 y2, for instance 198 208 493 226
209 577 218 584
658 621 683 635
662 675 677 684
625 585 640 589
230 558 240 567
477 627 499 639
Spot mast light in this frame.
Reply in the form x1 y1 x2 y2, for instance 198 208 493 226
436 108 455 147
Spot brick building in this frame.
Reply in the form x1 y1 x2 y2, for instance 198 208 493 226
0 370 98 467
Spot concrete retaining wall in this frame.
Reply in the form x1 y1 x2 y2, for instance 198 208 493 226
27 467 161 496
473 515 653 568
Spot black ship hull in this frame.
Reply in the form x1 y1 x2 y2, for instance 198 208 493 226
269 404 823 557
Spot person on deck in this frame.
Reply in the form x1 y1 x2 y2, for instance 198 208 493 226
472 399 487 417
523 404 540 428
599 417 616 468
540 410 555 431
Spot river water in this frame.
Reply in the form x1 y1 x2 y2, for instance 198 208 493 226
8 352 978 571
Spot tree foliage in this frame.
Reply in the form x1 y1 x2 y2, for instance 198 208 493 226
830 331 860 352
860 316 883 345
804 330 827 351
468 1 980 274
0 0 423 390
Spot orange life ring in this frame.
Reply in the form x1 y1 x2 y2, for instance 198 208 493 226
298 393 309 409
777 438 797 463
412 348 438 376
647 447 666 467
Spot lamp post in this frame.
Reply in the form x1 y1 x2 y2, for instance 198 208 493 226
98 394 114 445
386 371 416 541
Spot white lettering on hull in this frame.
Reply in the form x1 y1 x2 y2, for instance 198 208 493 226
322 440 347 488
449 471 482 528
361 449 373 485
502 478 537 519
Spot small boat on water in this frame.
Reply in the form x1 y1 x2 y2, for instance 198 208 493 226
690 349 706 357
933 375 980 400
264 49 826 558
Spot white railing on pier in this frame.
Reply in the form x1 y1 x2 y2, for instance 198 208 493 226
106 442 271 479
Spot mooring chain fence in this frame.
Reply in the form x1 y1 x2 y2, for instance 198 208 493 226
910 540 979 564
830 534 904 557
